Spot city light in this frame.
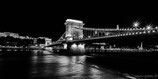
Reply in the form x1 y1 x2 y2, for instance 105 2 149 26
136 32 138 34
133 21 140 28
139 32 142 34
71 43 77 49
143 31 146 33
143 27 146 30
146 24 153 29
152 30 155 32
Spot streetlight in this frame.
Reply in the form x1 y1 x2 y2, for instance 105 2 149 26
146 24 153 29
133 21 140 28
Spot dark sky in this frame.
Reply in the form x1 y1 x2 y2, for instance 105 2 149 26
1 2 158 40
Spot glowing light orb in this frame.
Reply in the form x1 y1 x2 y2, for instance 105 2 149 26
146 24 153 29
133 21 140 27
143 31 146 33
152 30 155 32
71 43 77 49
139 32 142 34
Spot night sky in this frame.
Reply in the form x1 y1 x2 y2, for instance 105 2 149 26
1 2 158 40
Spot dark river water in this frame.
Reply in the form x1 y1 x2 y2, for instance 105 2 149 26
0 50 158 79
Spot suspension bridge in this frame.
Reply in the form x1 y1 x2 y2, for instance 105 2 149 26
47 19 158 47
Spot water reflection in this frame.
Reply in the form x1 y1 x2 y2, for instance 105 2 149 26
86 54 158 79
30 50 125 79
0 50 138 79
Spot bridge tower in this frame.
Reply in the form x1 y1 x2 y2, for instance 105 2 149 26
64 19 84 41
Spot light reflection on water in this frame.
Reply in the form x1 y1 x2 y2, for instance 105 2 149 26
30 50 125 79
0 50 136 79
0 50 157 79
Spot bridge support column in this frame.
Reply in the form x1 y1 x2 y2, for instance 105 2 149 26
65 42 86 55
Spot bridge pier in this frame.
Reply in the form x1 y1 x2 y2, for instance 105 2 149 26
63 42 86 55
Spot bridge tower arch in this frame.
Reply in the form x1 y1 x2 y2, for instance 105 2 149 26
64 19 84 41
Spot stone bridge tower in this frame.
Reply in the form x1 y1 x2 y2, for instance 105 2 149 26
65 19 84 41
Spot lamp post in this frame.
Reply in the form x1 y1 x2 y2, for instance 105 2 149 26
133 21 140 28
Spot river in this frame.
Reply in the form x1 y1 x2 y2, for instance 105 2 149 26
0 50 158 79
